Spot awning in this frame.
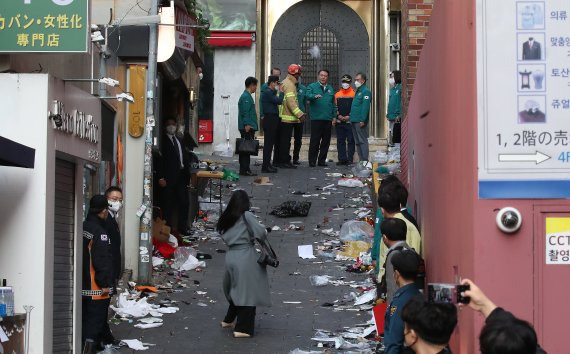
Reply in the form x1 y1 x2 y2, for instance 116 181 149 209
0 136 35 168
207 31 254 47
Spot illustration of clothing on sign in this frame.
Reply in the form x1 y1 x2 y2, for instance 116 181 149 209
522 39 542 60
533 70 544 89
518 100 546 123
520 4 544 29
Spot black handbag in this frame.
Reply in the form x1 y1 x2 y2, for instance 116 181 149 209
242 214 279 268
392 122 402 144
235 138 259 155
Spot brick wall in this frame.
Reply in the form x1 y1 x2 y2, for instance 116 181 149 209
400 0 433 188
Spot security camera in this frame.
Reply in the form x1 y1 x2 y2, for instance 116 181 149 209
49 100 63 128
390 43 400 52
496 207 522 234
116 93 134 103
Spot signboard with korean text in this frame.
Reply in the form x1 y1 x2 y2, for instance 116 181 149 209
546 217 570 264
477 0 570 198
175 6 195 52
0 0 88 52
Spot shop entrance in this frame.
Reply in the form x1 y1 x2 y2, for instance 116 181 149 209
53 158 75 353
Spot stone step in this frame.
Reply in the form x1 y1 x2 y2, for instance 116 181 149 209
256 136 388 161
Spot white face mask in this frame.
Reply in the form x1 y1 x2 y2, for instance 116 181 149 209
389 78 396 86
354 81 362 88
341 83 350 90
166 125 177 135
198 72 204 80
108 200 122 213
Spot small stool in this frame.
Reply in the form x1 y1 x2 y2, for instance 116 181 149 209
196 170 225 214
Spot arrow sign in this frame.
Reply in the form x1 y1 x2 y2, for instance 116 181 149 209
498 151 551 164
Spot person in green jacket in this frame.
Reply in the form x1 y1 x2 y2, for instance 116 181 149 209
238 76 259 176
387 70 402 147
350 72 372 163
306 69 337 167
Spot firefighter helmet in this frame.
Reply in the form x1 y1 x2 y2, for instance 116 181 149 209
288 64 302 75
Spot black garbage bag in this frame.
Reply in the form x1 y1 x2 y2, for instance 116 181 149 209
270 201 312 218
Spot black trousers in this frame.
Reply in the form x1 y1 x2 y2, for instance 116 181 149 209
82 297 111 346
308 120 332 164
160 171 189 231
223 301 256 335
292 122 303 162
262 113 280 168
278 122 295 164
239 130 255 173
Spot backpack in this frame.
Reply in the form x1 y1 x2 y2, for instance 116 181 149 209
379 245 426 297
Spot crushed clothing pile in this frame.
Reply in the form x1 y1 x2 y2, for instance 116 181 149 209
270 201 312 217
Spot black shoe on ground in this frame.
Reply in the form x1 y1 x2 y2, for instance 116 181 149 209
293 160 301 165
346 161 354 165
318 162 328 167
280 162 296 169
262 166 278 173
240 171 257 176
309 162 316 167
336 161 347 166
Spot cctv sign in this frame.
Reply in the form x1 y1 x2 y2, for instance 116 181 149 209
546 218 570 265
0 0 88 52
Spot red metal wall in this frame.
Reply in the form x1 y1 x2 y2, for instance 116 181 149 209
405 0 570 352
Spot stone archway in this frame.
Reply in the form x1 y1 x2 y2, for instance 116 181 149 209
271 0 369 89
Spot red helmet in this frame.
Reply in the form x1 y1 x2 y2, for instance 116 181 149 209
288 64 302 75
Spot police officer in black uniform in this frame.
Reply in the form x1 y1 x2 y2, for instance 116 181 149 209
82 195 114 354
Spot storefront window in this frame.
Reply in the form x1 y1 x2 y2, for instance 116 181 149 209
82 164 98 219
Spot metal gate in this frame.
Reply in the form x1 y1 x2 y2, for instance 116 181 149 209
53 159 75 353
300 25 340 135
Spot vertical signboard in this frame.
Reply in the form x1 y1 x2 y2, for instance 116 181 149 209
128 65 147 138
175 6 195 52
477 0 570 198
0 0 88 52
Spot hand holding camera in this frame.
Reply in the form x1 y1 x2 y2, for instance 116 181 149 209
459 278 497 318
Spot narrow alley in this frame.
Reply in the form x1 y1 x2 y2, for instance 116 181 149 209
111 157 384 353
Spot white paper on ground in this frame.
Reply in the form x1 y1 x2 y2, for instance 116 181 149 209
0 326 9 342
354 289 377 306
111 292 151 318
175 254 206 271
298 245 316 259
138 317 163 324
168 234 178 248
152 257 164 267
121 339 150 350
134 322 163 329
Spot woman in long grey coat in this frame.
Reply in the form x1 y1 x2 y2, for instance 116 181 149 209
217 190 271 338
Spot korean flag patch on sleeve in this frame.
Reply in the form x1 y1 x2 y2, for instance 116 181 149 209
101 234 108 242
364 96 370 100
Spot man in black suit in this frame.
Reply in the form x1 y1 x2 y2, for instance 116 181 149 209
158 118 190 235
522 37 541 60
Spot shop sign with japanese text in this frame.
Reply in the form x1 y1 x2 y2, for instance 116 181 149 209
0 0 88 52
477 0 570 198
